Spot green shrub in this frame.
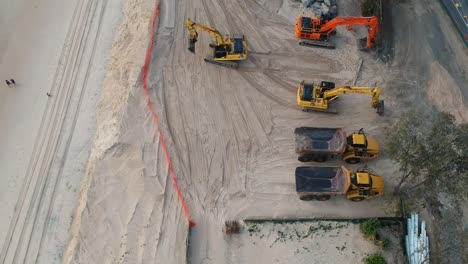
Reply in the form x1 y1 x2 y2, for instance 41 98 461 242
382 238 391 250
363 254 387 264
360 218 381 239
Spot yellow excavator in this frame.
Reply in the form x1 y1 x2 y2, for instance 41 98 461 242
186 18 247 69
297 81 384 115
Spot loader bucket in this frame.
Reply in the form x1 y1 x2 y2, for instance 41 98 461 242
188 39 196 53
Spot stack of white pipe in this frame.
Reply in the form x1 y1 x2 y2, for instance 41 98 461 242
405 212 429 264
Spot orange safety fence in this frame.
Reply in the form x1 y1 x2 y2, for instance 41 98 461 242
143 0 196 227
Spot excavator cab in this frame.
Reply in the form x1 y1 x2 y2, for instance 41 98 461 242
320 81 335 90
314 81 336 98
213 45 229 58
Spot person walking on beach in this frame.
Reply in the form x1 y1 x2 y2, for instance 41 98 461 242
5 79 16 87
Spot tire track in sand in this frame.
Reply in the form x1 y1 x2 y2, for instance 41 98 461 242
238 71 297 110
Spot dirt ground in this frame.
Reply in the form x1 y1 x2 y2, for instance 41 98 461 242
225 220 404 264
381 0 468 262
61 0 468 263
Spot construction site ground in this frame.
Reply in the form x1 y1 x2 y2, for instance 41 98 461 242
1 0 467 263
234 220 404 264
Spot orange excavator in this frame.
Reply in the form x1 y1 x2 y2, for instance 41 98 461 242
295 16 378 49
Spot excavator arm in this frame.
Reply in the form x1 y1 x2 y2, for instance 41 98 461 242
186 18 225 53
295 16 378 49
322 86 384 114
319 16 378 49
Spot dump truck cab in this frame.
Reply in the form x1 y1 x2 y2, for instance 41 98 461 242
342 129 379 164
345 170 384 202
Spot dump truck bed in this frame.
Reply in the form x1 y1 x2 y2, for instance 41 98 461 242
295 127 346 154
295 166 349 194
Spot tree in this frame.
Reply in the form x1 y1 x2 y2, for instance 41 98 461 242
386 109 468 201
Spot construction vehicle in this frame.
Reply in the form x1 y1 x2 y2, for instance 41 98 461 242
295 16 378 49
295 166 384 202
186 18 247 69
297 80 384 115
295 127 379 164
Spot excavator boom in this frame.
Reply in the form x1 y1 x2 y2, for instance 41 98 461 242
322 86 383 112
186 18 225 53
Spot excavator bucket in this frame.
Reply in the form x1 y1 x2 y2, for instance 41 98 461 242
358 37 369 50
188 39 196 53
376 100 384 116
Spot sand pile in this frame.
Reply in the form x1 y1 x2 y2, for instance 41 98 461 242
62 0 176 263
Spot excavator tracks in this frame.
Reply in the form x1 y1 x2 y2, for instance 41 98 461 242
204 57 239 69
302 107 338 114
299 40 336 49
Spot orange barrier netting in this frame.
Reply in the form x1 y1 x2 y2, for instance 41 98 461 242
143 0 196 227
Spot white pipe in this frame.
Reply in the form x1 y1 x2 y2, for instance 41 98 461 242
406 213 429 264
413 213 418 264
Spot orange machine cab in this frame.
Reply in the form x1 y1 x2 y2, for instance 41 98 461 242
295 16 326 40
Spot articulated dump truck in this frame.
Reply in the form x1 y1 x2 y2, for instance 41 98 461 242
294 127 379 164
295 166 384 202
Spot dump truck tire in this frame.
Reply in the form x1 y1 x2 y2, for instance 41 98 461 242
298 155 313 162
317 195 331 201
350 197 364 202
299 195 316 201
345 157 360 164
314 156 328 162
